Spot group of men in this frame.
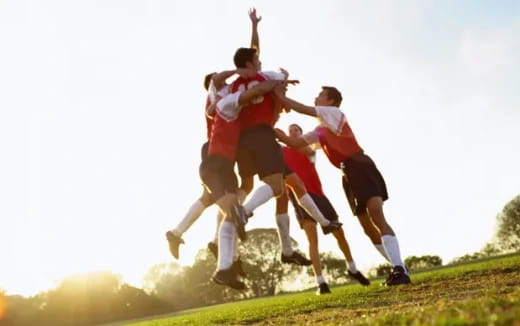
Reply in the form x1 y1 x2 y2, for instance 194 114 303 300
165 8 411 295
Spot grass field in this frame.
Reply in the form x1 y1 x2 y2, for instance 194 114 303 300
114 253 520 325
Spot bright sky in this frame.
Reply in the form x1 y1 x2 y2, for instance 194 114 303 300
1 0 519 297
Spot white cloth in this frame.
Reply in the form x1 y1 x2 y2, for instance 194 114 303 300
208 80 230 105
260 70 286 81
216 91 243 121
315 106 345 134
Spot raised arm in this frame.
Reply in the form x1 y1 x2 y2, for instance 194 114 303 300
249 8 261 53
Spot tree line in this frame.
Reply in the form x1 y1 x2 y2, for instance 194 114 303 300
2 194 518 325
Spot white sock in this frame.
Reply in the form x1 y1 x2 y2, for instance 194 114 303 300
375 243 391 263
243 184 274 216
347 261 358 273
316 275 326 285
232 229 239 262
212 211 225 244
381 234 406 273
217 221 235 270
172 199 205 235
297 194 330 227
275 214 293 256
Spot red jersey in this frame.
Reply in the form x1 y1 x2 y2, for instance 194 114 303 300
282 146 324 197
230 73 275 130
316 123 363 168
207 113 241 162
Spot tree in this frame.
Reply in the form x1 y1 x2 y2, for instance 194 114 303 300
368 263 392 278
493 194 520 253
319 252 348 284
239 228 304 297
404 255 442 271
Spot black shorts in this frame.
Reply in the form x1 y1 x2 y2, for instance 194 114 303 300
199 154 238 200
341 153 388 216
238 125 285 179
237 148 293 179
288 192 339 231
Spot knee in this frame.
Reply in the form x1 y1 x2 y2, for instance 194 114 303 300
267 180 285 197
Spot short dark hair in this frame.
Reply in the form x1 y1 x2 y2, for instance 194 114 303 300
322 86 343 107
233 47 257 68
203 72 215 91
289 123 303 134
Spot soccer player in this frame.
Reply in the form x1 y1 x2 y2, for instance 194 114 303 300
279 123 370 294
275 87 411 286
165 8 262 260
229 50 341 237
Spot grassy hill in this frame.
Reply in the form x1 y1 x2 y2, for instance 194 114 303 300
108 253 520 325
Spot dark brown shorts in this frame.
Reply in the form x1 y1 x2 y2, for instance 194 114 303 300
238 125 285 179
341 153 388 216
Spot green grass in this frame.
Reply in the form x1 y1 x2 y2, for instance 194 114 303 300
117 253 520 325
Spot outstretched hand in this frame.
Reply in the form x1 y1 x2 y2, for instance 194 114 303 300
249 8 262 25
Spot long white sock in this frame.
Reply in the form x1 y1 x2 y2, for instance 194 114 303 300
217 221 235 270
212 211 225 244
316 275 326 285
381 234 406 273
243 184 274 216
172 199 206 235
297 194 330 227
375 243 391 263
347 261 358 273
275 214 293 256
232 230 239 262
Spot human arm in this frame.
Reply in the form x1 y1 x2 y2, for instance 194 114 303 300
211 70 236 90
297 145 316 157
238 80 281 106
274 128 309 149
249 8 261 53
279 95 317 117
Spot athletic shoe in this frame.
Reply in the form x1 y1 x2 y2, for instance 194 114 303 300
316 282 331 295
212 268 246 290
165 231 184 259
231 204 247 241
281 251 312 266
207 241 218 259
322 221 343 234
232 258 246 277
384 265 411 286
348 270 370 286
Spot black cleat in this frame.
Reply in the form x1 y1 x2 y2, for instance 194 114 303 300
384 265 411 286
165 231 184 259
232 258 246 277
207 241 218 259
212 268 246 290
281 251 312 266
316 282 331 295
231 204 247 241
322 221 343 235
348 270 371 286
